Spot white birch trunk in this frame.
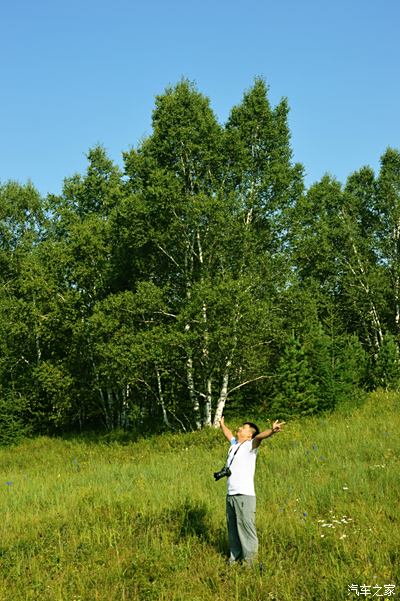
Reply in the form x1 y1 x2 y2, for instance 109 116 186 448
184 236 201 429
186 353 201 429
213 359 231 428
120 385 130 429
203 377 212 427
341 220 384 355
245 207 253 225
156 366 170 428
212 187 257 428
351 242 383 345
197 228 212 427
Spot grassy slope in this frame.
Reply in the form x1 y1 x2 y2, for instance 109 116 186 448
0 390 399 601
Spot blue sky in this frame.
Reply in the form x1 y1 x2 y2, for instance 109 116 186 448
1 0 399 196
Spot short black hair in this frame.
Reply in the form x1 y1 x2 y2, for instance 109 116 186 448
243 422 260 438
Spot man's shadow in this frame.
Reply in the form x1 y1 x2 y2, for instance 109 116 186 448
158 499 227 555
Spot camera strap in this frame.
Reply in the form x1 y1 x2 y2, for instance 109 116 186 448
227 441 245 469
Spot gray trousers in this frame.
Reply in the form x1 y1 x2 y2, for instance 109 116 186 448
226 494 258 565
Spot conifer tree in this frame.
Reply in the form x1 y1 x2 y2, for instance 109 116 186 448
271 336 318 419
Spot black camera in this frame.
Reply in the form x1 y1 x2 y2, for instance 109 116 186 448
213 466 231 481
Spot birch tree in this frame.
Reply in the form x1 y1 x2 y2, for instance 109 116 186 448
121 79 303 429
375 148 400 337
0 181 46 435
123 80 226 428
292 173 385 359
42 146 127 429
211 79 304 426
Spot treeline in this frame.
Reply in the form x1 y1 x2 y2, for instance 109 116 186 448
1 79 400 442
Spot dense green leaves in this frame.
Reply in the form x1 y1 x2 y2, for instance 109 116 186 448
1 80 400 442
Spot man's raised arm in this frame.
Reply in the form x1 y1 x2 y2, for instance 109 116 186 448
220 416 235 442
252 420 285 449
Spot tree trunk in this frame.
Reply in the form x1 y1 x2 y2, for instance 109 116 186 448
342 224 384 356
213 358 231 428
186 353 201 429
197 228 212 427
184 234 202 429
156 366 170 428
203 376 212 426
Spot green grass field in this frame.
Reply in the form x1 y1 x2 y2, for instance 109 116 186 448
0 390 399 601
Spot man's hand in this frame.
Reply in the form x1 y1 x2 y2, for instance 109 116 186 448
252 419 285 448
272 420 285 433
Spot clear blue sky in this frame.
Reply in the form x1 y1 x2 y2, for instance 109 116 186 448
1 0 399 196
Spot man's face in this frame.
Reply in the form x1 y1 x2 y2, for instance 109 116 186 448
237 423 253 441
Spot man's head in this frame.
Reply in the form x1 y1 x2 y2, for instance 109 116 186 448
237 422 260 442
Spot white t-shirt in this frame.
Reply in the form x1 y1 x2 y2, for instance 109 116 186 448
226 438 258 496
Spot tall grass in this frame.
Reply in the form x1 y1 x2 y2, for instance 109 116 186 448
0 390 399 600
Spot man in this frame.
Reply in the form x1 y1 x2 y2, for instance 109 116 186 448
219 416 285 566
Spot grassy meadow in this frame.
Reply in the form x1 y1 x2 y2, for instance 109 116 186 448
0 390 399 601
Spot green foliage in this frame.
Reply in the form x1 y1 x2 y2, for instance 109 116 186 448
272 336 318 419
371 332 400 390
268 314 368 419
306 326 368 411
1 80 400 438
332 334 368 402
31 362 74 428
0 393 30 446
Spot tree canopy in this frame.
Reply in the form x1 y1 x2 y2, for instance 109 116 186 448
1 79 399 442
